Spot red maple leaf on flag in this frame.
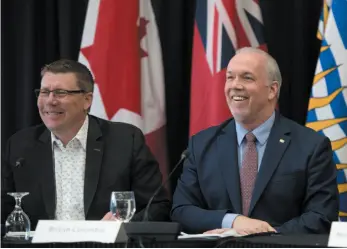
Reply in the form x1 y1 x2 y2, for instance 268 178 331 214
81 1 148 120
139 17 149 58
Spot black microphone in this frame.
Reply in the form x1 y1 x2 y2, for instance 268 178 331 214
142 149 190 222
15 158 25 168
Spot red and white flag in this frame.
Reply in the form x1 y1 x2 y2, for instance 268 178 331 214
79 0 168 180
190 0 267 135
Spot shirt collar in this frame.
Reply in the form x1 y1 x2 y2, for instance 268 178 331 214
51 115 89 151
236 111 276 146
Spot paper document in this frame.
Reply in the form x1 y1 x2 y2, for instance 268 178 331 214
178 229 243 239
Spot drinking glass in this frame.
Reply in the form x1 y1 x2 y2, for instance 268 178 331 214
5 192 31 240
110 191 136 222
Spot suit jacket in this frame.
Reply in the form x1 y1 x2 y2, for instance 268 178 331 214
1 115 170 229
171 112 338 234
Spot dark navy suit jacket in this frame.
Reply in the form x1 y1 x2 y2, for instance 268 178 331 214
171 112 338 234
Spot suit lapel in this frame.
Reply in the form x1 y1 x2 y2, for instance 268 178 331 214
35 129 56 219
84 116 104 216
217 120 242 214
248 113 291 215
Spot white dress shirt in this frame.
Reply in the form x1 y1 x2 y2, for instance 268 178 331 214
51 116 89 220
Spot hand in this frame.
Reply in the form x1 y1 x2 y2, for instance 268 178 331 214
101 211 118 221
232 216 276 235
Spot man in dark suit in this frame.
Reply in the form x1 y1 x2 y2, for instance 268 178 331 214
2 59 170 229
171 48 339 235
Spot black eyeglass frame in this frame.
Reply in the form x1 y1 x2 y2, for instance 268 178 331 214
34 89 86 98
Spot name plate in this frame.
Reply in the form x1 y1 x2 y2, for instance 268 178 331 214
328 221 347 247
32 220 127 243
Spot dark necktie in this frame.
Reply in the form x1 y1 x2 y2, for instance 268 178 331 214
240 132 258 216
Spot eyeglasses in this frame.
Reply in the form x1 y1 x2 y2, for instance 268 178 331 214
34 89 85 98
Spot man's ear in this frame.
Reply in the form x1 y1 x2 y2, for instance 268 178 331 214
268 81 279 100
84 92 93 111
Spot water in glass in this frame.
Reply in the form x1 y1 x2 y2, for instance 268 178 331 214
110 191 136 222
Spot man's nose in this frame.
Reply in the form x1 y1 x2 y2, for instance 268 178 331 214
230 78 244 89
46 92 58 104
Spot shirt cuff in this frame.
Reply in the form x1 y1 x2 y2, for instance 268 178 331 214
221 213 240 228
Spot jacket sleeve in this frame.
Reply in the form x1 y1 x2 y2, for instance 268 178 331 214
171 137 229 234
129 127 171 222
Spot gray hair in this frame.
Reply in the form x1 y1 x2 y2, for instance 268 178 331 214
236 47 282 98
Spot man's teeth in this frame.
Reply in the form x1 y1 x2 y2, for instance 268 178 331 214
45 112 63 115
233 96 247 101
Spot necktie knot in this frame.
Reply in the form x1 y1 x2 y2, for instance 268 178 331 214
245 132 256 142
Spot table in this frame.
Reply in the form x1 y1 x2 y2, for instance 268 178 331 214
1 234 330 248
216 234 329 248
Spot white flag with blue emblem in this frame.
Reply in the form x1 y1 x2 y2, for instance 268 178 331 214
306 0 347 221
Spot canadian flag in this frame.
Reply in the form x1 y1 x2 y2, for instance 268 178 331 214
78 0 168 181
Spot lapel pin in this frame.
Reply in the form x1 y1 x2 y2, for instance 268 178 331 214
94 148 101 152
279 139 285 143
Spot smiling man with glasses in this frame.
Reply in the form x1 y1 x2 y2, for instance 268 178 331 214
2 59 170 229
34 62 94 146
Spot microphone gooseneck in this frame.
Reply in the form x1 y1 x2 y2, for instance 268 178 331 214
142 149 190 222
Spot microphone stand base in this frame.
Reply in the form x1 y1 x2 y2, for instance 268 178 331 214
124 222 181 242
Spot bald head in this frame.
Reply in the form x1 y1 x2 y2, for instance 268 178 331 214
236 47 282 98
